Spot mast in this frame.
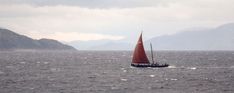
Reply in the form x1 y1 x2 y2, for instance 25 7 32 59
150 43 155 64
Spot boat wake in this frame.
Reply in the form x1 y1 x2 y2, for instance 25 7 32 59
168 65 176 68
167 65 234 69
167 65 195 69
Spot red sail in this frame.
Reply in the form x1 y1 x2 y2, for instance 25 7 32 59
132 33 150 64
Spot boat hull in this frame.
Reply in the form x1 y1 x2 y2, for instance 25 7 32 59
131 63 169 68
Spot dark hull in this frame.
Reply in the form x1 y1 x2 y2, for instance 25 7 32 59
131 63 169 68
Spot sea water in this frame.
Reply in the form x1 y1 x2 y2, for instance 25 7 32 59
0 51 234 93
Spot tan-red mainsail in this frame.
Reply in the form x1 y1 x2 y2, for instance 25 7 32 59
132 33 150 64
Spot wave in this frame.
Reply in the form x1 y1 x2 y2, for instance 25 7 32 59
167 66 234 69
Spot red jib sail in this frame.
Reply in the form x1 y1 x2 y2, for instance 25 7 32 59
132 33 150 64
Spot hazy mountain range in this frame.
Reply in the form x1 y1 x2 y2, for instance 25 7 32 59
0 28 76 50
68 40 133 50
69 23 234 50
1 23 234 51
145 23 234 50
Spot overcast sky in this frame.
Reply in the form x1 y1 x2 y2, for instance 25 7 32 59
0 0 234 43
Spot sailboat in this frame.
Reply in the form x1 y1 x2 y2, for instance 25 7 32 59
131 33 169 67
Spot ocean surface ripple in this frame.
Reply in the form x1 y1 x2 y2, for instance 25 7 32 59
0 51 234 93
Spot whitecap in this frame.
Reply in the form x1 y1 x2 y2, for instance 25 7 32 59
150 75 155 77
111 86 119 90
0 71 4 74
20 62 26 64
208 58 217 61
44 62 49 64
122 54 126 57
6 66 14 68
152 68 158 70
168 65 176 68
50 68 57 71
121 79 127 81
190 67 197 70
50 68 59 72
170 78 178 81
121 68 127 72
50 68 61 72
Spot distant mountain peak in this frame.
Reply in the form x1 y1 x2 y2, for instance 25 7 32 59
0 28 76 50
216 23 234 30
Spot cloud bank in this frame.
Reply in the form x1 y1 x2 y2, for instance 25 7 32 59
0 0 234 42
0 0 171 8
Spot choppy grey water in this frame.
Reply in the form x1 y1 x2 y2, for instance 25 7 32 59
0 51 234 93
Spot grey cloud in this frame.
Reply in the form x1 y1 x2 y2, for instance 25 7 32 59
0 0 173 8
